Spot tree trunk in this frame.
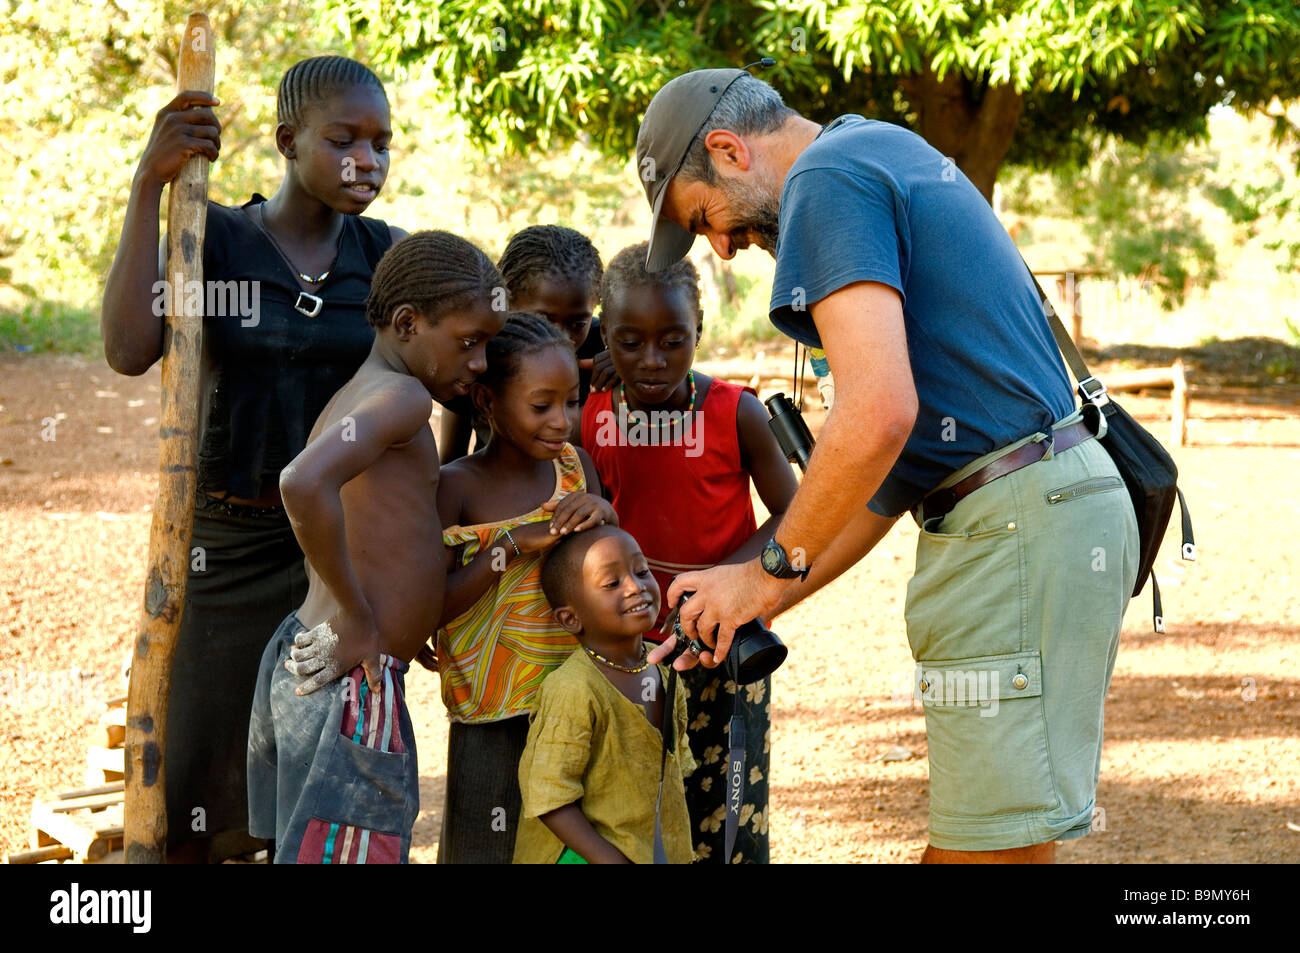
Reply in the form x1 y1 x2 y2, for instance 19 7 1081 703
902 69 1024 203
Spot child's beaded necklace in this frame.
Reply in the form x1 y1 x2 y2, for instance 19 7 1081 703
584 643 650 674
615 369 696 432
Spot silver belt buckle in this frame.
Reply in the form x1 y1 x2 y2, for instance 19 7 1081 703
294 291 323 317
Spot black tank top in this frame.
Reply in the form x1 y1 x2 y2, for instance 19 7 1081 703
196 195 394 499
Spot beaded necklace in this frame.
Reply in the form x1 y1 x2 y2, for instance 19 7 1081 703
616 370 696 430
584 643 650 674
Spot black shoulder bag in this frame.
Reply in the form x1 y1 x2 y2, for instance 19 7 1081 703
1032 275 1195 632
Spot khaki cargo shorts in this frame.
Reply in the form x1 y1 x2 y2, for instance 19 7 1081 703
905 414 1140 851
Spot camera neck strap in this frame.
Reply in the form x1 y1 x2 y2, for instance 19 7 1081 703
792 340 808 410
653 656 747 865
724 652 745 865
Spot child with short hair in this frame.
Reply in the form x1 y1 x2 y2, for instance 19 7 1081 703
433 313 618 863
439 225 614 460
514 524 695 864
246 230 507 863
581 242 799 863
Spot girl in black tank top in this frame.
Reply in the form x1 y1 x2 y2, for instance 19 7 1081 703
101 56 407 862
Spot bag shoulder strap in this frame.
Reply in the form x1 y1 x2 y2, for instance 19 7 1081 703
1026 269 1110 404
1177 487 1196 561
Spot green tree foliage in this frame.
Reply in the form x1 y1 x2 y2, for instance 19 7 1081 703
1060 142 1220 308
0 0 653 350
0 0 333 309
326 0 1300 197
1206 121 1300 273
1003 107 1300 310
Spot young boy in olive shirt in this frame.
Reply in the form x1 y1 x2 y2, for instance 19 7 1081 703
514 526 695 864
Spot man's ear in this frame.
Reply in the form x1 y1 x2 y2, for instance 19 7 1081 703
391 303 418 342
275 121 297 160
551 605 583 636
702 129 751 172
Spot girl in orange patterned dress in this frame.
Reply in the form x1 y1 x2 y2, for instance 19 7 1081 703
430 313 617 863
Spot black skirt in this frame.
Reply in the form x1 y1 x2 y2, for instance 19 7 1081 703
164 494 308 854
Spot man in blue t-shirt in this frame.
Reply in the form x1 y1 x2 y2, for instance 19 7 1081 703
639 69 1139 863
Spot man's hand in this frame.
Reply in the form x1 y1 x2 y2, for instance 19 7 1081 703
286 611 382 696
647 560 789 671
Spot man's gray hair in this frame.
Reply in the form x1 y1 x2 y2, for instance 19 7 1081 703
676 74 797 186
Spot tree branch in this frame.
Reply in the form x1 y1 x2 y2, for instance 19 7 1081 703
694 0 714 36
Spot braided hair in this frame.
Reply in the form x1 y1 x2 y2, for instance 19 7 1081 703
601 241 703 323
497 225 603 307
277 55 387 128
477 312 575 395
366 231 502 329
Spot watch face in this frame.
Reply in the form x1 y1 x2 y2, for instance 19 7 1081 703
761 541 783 574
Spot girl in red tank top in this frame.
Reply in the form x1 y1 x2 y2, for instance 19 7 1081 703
585 374 757 624
581 242 797 863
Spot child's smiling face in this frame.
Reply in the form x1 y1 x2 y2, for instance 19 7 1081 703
600 284 701 409
513 274 597 353
568 530 661 639
480 345 580 459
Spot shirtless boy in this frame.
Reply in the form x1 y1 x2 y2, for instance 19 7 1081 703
246 231 507 863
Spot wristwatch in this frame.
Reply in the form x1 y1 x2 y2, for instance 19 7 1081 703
761 536 809 581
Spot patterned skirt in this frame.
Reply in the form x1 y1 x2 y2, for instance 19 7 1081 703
679 666 771 864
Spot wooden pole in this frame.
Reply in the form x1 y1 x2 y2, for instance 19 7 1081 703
124 11 215 864
1055 273 1084 344
1068 271 1083 345
1102 362 1192 449
1171 358 1189 448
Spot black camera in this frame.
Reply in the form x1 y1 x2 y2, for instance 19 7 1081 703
666 593 787 684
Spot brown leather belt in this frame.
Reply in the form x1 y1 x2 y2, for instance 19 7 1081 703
915 420 1093 525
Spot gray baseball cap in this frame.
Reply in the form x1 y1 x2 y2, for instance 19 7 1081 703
636 68 751 272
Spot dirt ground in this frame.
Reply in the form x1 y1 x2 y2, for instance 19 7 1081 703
1 351 1296 863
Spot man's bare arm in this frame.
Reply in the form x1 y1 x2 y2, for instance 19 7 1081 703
767 280 915 568
766 507 899 622
657 280 916 664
